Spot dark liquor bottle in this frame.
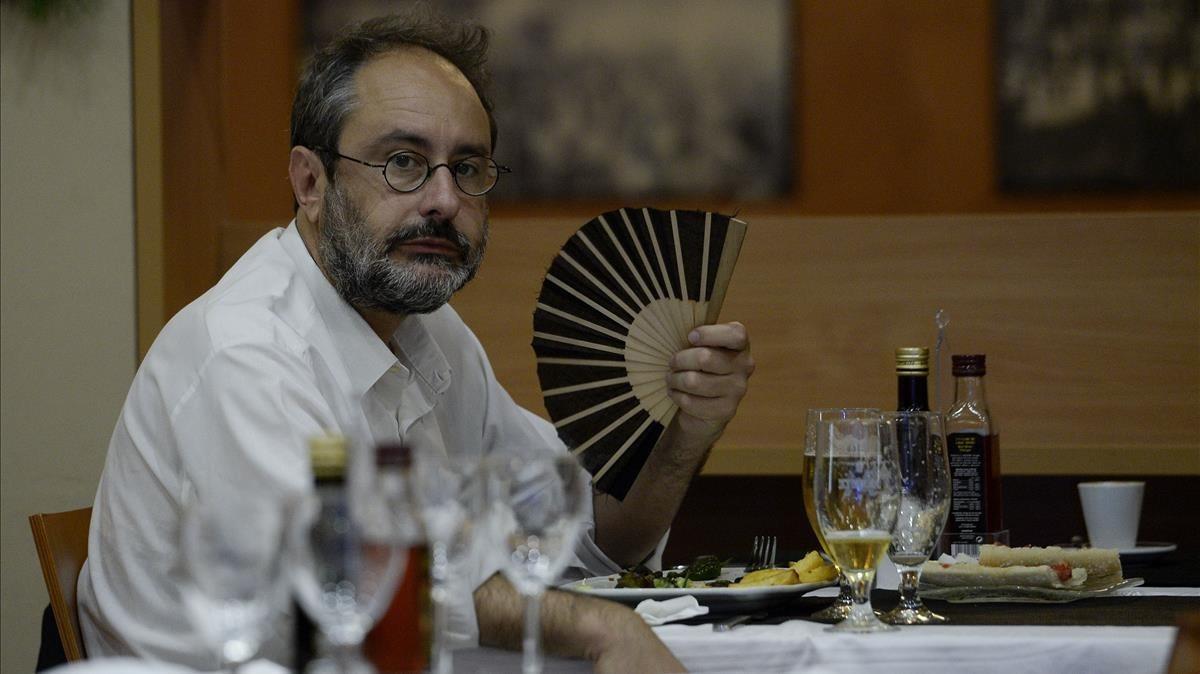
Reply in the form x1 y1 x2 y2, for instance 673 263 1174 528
895 347 931 411
365 443 430 673
293 434 348 672
945 355 1004 553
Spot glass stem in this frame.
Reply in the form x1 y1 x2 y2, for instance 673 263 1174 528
835 569 854 605
430 542 452 674
332 641 360 674
897 565 923 611
522 590 544 674
846 569 877 624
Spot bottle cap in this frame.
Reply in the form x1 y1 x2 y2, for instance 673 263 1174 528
375 442 411 469
952 354 987 376
308 433 347 479
895 347 930 375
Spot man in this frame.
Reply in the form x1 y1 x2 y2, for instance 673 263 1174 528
79 12 753 672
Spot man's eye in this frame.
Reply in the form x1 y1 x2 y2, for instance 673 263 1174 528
454 160 481 177
389 153 420 170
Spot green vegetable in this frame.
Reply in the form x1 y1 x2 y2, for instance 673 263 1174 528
684 555 724 581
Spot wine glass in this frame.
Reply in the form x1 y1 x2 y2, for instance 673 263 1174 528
803 408 882 621
813 410 901 633
484 453 589 674
407 446 485 674
290 469 411 673
880 411 951 625
179 489 290 672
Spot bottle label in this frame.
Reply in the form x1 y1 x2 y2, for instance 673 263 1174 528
947 432 991 540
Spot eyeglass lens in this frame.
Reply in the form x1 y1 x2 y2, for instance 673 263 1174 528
385 152 499 196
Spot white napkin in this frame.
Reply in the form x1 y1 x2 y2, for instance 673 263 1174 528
634 595 709 625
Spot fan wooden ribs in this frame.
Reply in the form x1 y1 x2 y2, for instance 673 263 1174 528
533 207 746 498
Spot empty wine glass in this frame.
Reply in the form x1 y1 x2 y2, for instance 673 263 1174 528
485 453 589 674
406 446 485 674
813 410 901 633
290 466 411 673
880 411 951 625
804 408 883 621
179 489 290 672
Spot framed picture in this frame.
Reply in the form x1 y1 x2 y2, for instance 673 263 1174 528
304 0 793 202
995 0 1200 191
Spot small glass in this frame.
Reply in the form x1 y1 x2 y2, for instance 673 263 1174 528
804 408 882 621
880 411 951 625
180 490 290 672
407 448 485 674
484 453 589 674
813 410 901 633
290 472 411 673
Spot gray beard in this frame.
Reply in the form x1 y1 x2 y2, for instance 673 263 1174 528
317 182 487 315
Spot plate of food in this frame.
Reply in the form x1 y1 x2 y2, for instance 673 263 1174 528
920 544 1143 603
561 551 837 611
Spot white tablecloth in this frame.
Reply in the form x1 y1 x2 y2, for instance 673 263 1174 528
655 621 1177 674
49 590 1195 673
652 585 1198 673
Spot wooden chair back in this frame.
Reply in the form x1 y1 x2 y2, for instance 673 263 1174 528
29 507 93 661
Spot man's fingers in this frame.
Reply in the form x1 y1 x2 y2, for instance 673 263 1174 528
670 346 755 376
666 370 748 399
687 321 749 350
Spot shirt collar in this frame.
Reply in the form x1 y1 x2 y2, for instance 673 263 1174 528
279 221 451 396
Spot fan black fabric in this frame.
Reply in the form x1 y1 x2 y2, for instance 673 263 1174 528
532 207 746 499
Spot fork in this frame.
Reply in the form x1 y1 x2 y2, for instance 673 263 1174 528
745 535 778 572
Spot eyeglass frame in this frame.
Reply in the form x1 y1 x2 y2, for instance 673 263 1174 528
313 146 511 196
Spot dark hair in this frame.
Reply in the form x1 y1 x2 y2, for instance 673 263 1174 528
290 11 497 178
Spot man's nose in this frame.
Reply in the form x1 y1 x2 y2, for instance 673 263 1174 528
417 164 463 221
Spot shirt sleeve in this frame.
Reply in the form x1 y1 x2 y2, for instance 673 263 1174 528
81 340 343 670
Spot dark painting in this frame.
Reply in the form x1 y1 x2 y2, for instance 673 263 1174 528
305 0 793 202
996 0 1200 191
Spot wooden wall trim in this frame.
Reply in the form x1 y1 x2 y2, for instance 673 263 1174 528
700 446 1200 476
132 0 163 360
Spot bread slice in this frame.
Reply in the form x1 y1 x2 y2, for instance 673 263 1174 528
978 545 1123 589
920 559 1086 588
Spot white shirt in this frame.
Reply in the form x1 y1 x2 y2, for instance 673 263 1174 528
78 222 659 669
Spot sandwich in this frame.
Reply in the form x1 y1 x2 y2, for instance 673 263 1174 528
921 544 1123 590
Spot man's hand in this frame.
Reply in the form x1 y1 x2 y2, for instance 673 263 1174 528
593 320 753 566
665 321 755 450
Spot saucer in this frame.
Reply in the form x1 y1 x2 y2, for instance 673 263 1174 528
1051 541 1177 562
1116 542 1176 559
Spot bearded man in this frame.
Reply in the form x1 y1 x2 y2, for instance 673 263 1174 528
79 12 753 673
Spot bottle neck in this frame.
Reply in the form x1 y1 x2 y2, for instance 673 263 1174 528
897 374 930 411
953 375 987 405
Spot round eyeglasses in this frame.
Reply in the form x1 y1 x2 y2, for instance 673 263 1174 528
318 148 510 196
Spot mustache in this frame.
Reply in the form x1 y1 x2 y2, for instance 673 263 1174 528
382 219 471 258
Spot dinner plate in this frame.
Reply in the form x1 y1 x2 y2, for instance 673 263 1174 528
560 567 834 612
920 577 1144 603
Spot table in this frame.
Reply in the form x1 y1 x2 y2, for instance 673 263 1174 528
643 552 1200 674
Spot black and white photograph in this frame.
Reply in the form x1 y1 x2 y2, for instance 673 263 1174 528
996 0 1200 191
305 0 793 201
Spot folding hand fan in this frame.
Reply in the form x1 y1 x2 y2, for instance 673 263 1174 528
532 207 747 499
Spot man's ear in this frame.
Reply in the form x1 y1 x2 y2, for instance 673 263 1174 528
289 146 326 224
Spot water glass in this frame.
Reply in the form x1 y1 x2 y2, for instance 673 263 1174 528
408 447 485 674
485 453 589 674
290 474 410 673
180 490 290 672
880 411 951 625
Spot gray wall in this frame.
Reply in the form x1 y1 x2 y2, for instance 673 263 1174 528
1 1 135 670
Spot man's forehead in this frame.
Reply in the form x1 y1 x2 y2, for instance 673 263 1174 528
342 47 488 146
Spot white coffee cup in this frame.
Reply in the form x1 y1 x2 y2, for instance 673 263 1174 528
1078 481 1144 550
